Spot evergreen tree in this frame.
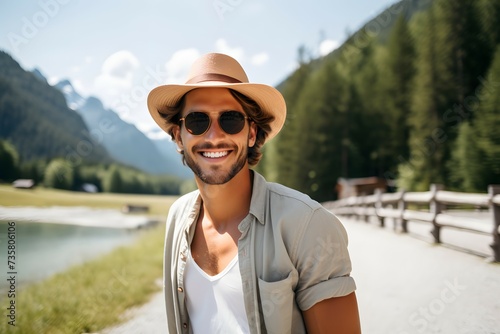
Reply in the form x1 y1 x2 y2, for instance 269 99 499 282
102 165 123 193
448 122 485 191
479 0 500 60
400 7 448 191
435 0 489 123
266 47 313 186
472 46 500 187
450 46 500 191
382 14 415 173
289 60 348 201
44 159 74 190
19 160 47 184
348 41 391 178
0 140 19 181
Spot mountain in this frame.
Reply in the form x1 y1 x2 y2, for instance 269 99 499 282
55 80 192 179
0 50 111 164
31 68 48 83
56 79 86 110
151 137 193 178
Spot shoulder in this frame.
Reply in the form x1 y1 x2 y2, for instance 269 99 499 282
169 190 199 213
251 171 344 238
166 190 200 227
251 172 334 226
265 181 332 224
267 181 322 210
263 181 347 244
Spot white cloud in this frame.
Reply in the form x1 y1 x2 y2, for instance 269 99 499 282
94 50 140 101
162 42 248 84
164 48 201 84
251 52 269 66
319 39 340 56
101 50 139 79
215 38 244 62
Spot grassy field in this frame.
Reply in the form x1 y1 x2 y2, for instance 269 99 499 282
0 224 166 333
0 186 177 333
0 184 178 217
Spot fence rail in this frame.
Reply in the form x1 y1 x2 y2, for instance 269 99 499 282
324 184 500 262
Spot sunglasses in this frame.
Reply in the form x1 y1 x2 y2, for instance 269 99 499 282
179 111 250 136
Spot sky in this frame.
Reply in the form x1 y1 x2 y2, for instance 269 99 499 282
0 0 396 139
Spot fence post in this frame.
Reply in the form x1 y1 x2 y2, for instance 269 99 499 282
361 193 369 223
488 185 500 262
430 184 444 243
354 195 362 221
375 188 384 227
398 190 407 233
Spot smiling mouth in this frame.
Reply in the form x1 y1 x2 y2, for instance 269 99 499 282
201 151 229 158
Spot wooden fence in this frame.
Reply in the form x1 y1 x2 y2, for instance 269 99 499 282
324 184 500 262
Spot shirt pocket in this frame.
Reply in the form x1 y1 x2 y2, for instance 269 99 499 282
258 271 294 334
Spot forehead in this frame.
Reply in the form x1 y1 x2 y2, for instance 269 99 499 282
183 87 243 113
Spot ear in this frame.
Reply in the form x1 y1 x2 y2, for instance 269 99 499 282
172 125 184 151
248 122 257 148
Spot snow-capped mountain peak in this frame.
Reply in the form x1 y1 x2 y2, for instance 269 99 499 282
54 79 86 110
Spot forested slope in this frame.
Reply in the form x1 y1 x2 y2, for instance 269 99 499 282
262 0 500 201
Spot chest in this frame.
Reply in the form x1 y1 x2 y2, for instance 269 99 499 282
190 219 241 276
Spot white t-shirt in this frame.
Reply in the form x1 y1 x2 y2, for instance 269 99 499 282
185 251 250 334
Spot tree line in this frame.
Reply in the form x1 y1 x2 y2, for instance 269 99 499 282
260 0 500 202
0 140 193 195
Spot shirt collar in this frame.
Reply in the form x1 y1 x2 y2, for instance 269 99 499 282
189 171 267 227
249 170 267 225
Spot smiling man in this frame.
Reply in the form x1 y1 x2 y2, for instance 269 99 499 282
147 53 361 334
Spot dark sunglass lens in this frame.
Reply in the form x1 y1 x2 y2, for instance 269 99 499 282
185 112 210 135
220 111 246 134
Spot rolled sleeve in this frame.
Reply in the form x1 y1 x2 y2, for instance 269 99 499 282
294 207 356 311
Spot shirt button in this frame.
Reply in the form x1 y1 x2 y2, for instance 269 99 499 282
178 287 184 292
183 323 188 329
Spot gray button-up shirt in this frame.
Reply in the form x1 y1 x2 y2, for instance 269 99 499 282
163 171 356 333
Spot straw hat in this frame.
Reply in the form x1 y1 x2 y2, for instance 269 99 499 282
147 53 287 141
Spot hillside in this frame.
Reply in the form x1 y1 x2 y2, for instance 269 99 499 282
266 0 500 201
0 51 111 164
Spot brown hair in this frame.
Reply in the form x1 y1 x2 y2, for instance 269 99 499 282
158 88 274 166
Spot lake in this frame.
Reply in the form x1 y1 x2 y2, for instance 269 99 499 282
0 221 142 292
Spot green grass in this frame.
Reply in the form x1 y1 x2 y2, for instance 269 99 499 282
0 185 178 217
0 224 166 334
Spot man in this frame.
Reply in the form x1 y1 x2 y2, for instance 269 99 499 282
147 53 361 333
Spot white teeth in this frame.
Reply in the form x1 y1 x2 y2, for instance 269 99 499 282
202 151 229 158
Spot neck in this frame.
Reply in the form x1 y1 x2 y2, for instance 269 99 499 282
195 168 253 230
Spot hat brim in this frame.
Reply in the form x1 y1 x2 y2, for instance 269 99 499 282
147 81 286 142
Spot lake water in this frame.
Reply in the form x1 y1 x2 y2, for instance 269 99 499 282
0 221 142 292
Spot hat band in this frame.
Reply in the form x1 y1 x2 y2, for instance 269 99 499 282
186 73 242 84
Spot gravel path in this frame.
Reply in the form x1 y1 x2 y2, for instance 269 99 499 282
102 217 500 334
346 218 500 334
102 289 167 334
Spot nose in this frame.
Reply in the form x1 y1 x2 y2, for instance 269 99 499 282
204 115 226 140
